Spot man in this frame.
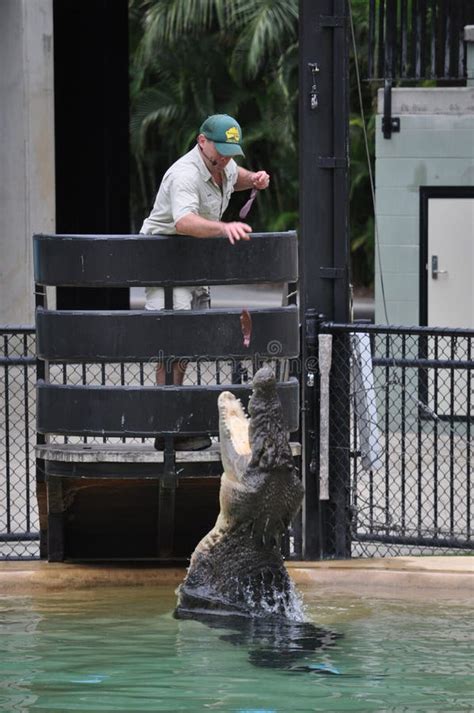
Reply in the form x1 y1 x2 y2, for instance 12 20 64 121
141 114 270 450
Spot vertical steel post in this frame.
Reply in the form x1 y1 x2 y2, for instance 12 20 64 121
299 0 351 558
35 283 48 558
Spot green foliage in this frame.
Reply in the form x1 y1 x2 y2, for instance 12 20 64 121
350 113 376 287
129 0 376 285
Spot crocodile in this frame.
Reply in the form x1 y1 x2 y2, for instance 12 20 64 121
175 365 305 619
176 610 339 672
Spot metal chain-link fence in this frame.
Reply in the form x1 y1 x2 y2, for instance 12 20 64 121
46 356 289 446
2 324 472 560
0 327 38 560
0 332 290 560
323 323 473 557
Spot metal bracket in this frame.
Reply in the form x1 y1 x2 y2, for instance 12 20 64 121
318 334 333 500
162 438 177 489
382 116 400 135
318 157 348 169
320 15 345 27
308 62 320 110
320 267 345 279
382 79 400 139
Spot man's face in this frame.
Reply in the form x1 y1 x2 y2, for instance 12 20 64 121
198 135 232 170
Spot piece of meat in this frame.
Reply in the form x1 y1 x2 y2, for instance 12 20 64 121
240 309 252 348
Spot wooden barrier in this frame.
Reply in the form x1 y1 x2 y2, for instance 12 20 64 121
34 232 300 561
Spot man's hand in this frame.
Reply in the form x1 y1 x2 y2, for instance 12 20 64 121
176 213 251 242
235 168 270 192
251 171 270 190
220 221 252 245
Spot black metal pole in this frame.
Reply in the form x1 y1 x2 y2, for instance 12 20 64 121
299 0 351 559
35 283 48 558
302 309 322 559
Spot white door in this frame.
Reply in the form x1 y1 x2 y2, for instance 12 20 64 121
427 197 474 328
426 195 474 418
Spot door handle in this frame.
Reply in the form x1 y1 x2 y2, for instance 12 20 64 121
431 255 448 279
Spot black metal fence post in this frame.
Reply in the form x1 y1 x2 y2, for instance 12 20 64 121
299 0 352 558
327 330 352 558
301 309 322 559
34 283 48 558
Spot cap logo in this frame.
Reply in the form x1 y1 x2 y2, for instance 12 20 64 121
225 126 240 143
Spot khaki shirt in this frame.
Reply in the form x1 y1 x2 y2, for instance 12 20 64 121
141 145 239 235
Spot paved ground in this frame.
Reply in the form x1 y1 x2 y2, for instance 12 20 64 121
131 285 375 319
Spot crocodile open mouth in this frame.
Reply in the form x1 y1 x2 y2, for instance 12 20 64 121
218 391 251 456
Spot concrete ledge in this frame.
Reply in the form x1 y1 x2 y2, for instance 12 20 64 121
1 557 472 599
377 87 474 114
288 557 474 599
0 562 185 594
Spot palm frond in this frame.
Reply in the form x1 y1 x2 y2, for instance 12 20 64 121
139 0 225 61
230 0 297 80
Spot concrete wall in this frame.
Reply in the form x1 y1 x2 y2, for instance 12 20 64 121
375 87 474 325
0 0 55 325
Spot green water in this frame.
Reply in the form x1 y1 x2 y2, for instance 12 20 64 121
0 584 472 712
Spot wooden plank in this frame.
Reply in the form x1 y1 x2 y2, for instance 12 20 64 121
36 379 300 437
36 306 299 361
33 233 298 287
36 442 302 463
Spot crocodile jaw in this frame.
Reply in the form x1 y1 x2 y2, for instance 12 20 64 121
218 391 251 481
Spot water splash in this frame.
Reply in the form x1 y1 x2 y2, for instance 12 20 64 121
238 573 306 622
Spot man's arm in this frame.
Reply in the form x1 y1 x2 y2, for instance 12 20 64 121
175 213 252 245
234 168 270 192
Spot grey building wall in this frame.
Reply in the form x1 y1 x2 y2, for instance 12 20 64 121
0 0 55 325
375 87 474 325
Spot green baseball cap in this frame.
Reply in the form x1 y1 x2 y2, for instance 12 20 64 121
199 114 245 157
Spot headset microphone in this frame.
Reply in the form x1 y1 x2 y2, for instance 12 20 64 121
199 144 218 166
